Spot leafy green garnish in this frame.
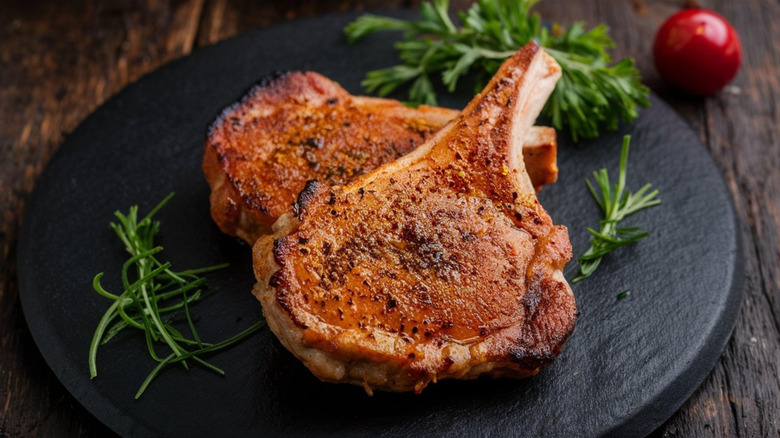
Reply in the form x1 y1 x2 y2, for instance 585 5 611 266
88 193 265 399
345 0 649 141
573 136 661 282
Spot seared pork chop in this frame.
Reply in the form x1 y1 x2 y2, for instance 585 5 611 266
253 43 576 393
203 71 558 244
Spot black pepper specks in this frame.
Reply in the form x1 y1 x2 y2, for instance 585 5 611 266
303 137 323 149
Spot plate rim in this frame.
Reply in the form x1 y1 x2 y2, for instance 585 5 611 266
17 10 745 438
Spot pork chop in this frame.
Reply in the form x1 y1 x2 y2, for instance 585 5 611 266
203 71 558 244
252 43 577 393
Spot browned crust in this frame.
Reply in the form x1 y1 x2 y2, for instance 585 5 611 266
524 127 558 189
203 71 557 244
253 43 576 393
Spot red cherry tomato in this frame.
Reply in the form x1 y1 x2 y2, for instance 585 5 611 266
653 9 742 96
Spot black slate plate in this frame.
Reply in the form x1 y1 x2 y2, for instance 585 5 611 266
18 11 743 438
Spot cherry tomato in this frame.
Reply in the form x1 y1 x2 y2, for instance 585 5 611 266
653 8 742 96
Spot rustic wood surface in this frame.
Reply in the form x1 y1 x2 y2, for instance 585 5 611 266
0 0 777 436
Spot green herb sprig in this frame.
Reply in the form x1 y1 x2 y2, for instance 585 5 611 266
345 0 649 141
573 135 661 282
88 193 265 399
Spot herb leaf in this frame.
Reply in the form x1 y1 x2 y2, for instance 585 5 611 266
88 193 265 398
572 135 661 282
344 0 650 141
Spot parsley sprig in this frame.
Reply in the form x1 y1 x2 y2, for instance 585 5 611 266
345 0 649 141
573 136 661 282
88 193 265 399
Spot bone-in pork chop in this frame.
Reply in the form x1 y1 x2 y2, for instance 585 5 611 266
203 71 558 244
252 43 577 393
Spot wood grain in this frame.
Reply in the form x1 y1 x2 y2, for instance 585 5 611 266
658 0 780 435
0 1 205 436
1 1 777 436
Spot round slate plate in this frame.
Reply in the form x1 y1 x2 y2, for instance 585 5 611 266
18 11 743 438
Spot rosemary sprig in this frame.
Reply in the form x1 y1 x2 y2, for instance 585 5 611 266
345 0 649 141
572 135 661 282
88 193 265 399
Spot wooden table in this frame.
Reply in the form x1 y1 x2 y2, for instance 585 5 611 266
1 1 777 436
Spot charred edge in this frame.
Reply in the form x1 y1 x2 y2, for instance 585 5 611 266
269 239 307 329
549 305 578 356
268 270 284 288
256 70 293 88
243 193 271 215
269 239 292 318
275 279 301 327
516 41 539 59
272 237 288 267
293 180 325 218
508 347 555 369
205 70 294 140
